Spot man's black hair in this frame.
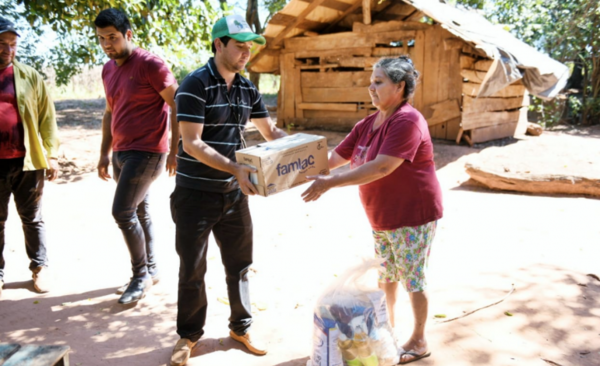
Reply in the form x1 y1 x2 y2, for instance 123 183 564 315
211 36 232 54
94 8 132 36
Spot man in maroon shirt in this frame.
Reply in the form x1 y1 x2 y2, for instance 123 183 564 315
94 9 179 305
0 16 60 297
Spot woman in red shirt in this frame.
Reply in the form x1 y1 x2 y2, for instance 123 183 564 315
302 56 443 365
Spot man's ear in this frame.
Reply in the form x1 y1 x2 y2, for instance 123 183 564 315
214 38 222 53
126 29 133 42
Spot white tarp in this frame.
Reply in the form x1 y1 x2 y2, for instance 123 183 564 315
402 0 569 99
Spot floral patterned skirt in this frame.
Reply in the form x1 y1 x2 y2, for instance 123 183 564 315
372 221 437 292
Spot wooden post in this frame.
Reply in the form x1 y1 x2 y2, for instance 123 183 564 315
463 131 473 147
412 30 425 111
276 82 283 128
455 128 464 144
362 0 371 24
294 65 304 119
281 53 296 125
277 55 286 127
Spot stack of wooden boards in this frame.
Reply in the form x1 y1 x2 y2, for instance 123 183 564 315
459 55 529 145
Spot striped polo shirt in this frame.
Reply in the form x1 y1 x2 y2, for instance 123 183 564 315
175 58 270 192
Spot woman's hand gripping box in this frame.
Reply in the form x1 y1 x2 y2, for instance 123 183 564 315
235 133 330 197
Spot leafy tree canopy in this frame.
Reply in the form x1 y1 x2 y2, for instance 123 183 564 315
487 0 599 124
3 0 222 85
489 0 599 63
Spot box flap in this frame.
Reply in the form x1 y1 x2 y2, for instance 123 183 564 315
237 133 325 157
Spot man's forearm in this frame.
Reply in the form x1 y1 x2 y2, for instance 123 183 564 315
252 117 288 141
268 128 288 141
169 109 179 153
183 139 240 176
100 112 113 156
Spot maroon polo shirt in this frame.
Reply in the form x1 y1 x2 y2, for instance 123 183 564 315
335 102 443 230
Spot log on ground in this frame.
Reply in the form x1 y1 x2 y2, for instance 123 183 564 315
464 135 600 197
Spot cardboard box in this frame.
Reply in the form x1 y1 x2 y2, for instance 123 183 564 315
235 133 329 197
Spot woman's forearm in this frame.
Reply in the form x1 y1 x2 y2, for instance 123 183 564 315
329 154 404 188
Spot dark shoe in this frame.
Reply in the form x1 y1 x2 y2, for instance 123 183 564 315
170 338 197 366
230 330 267 355
116 273 160 294
32 266 51 293
118 277 152 304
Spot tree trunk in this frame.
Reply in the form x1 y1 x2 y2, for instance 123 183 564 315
250 73 261 89
246 0 261 34
246 0 262 89
582 58 589 125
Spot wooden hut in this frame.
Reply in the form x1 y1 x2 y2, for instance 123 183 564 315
248 0 569 144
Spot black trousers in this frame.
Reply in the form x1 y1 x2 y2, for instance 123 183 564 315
0 158 47 281
170 186 253 342
112 151 165 278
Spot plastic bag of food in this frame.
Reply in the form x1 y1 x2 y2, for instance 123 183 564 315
308 259 398 366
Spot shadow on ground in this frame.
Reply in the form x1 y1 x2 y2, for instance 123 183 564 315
273 356 310 366
55 99 105 130
547 124 600 140
425 264 600 366
0 287 179 365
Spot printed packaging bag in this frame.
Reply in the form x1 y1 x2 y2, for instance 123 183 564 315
308 260 399 366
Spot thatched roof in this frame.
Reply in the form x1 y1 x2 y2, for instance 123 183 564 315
249 0 568 99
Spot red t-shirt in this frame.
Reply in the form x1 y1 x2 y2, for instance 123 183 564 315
102 48 176 153
335 102 443 230
0 65 26 159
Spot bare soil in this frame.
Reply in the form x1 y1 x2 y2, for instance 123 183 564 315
0 99 598 366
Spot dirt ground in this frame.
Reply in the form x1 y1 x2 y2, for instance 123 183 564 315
0 99 599 366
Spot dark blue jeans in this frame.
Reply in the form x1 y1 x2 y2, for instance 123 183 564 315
170 186 253 342
0 158 47 281
112 150 165 279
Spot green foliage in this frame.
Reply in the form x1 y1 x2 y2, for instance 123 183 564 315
449 0 485 10
258 73 279 94
490 0 599 63
4 0 221 86
0 2 48 77
488 0 600 125
263 0 287 25
529 96 564 127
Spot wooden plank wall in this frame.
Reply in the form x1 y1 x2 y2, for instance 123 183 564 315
280 26 426 128
277 21 493 142
418 25 463 140
460 55 529 143
276 23 421 130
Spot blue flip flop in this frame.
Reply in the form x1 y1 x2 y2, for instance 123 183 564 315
398 350 431 364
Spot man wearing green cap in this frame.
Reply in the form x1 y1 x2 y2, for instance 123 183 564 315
169 14 286 366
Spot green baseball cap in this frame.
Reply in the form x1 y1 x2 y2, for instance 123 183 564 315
212 14 266 45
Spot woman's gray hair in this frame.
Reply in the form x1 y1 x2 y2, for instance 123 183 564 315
374 55 420 101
